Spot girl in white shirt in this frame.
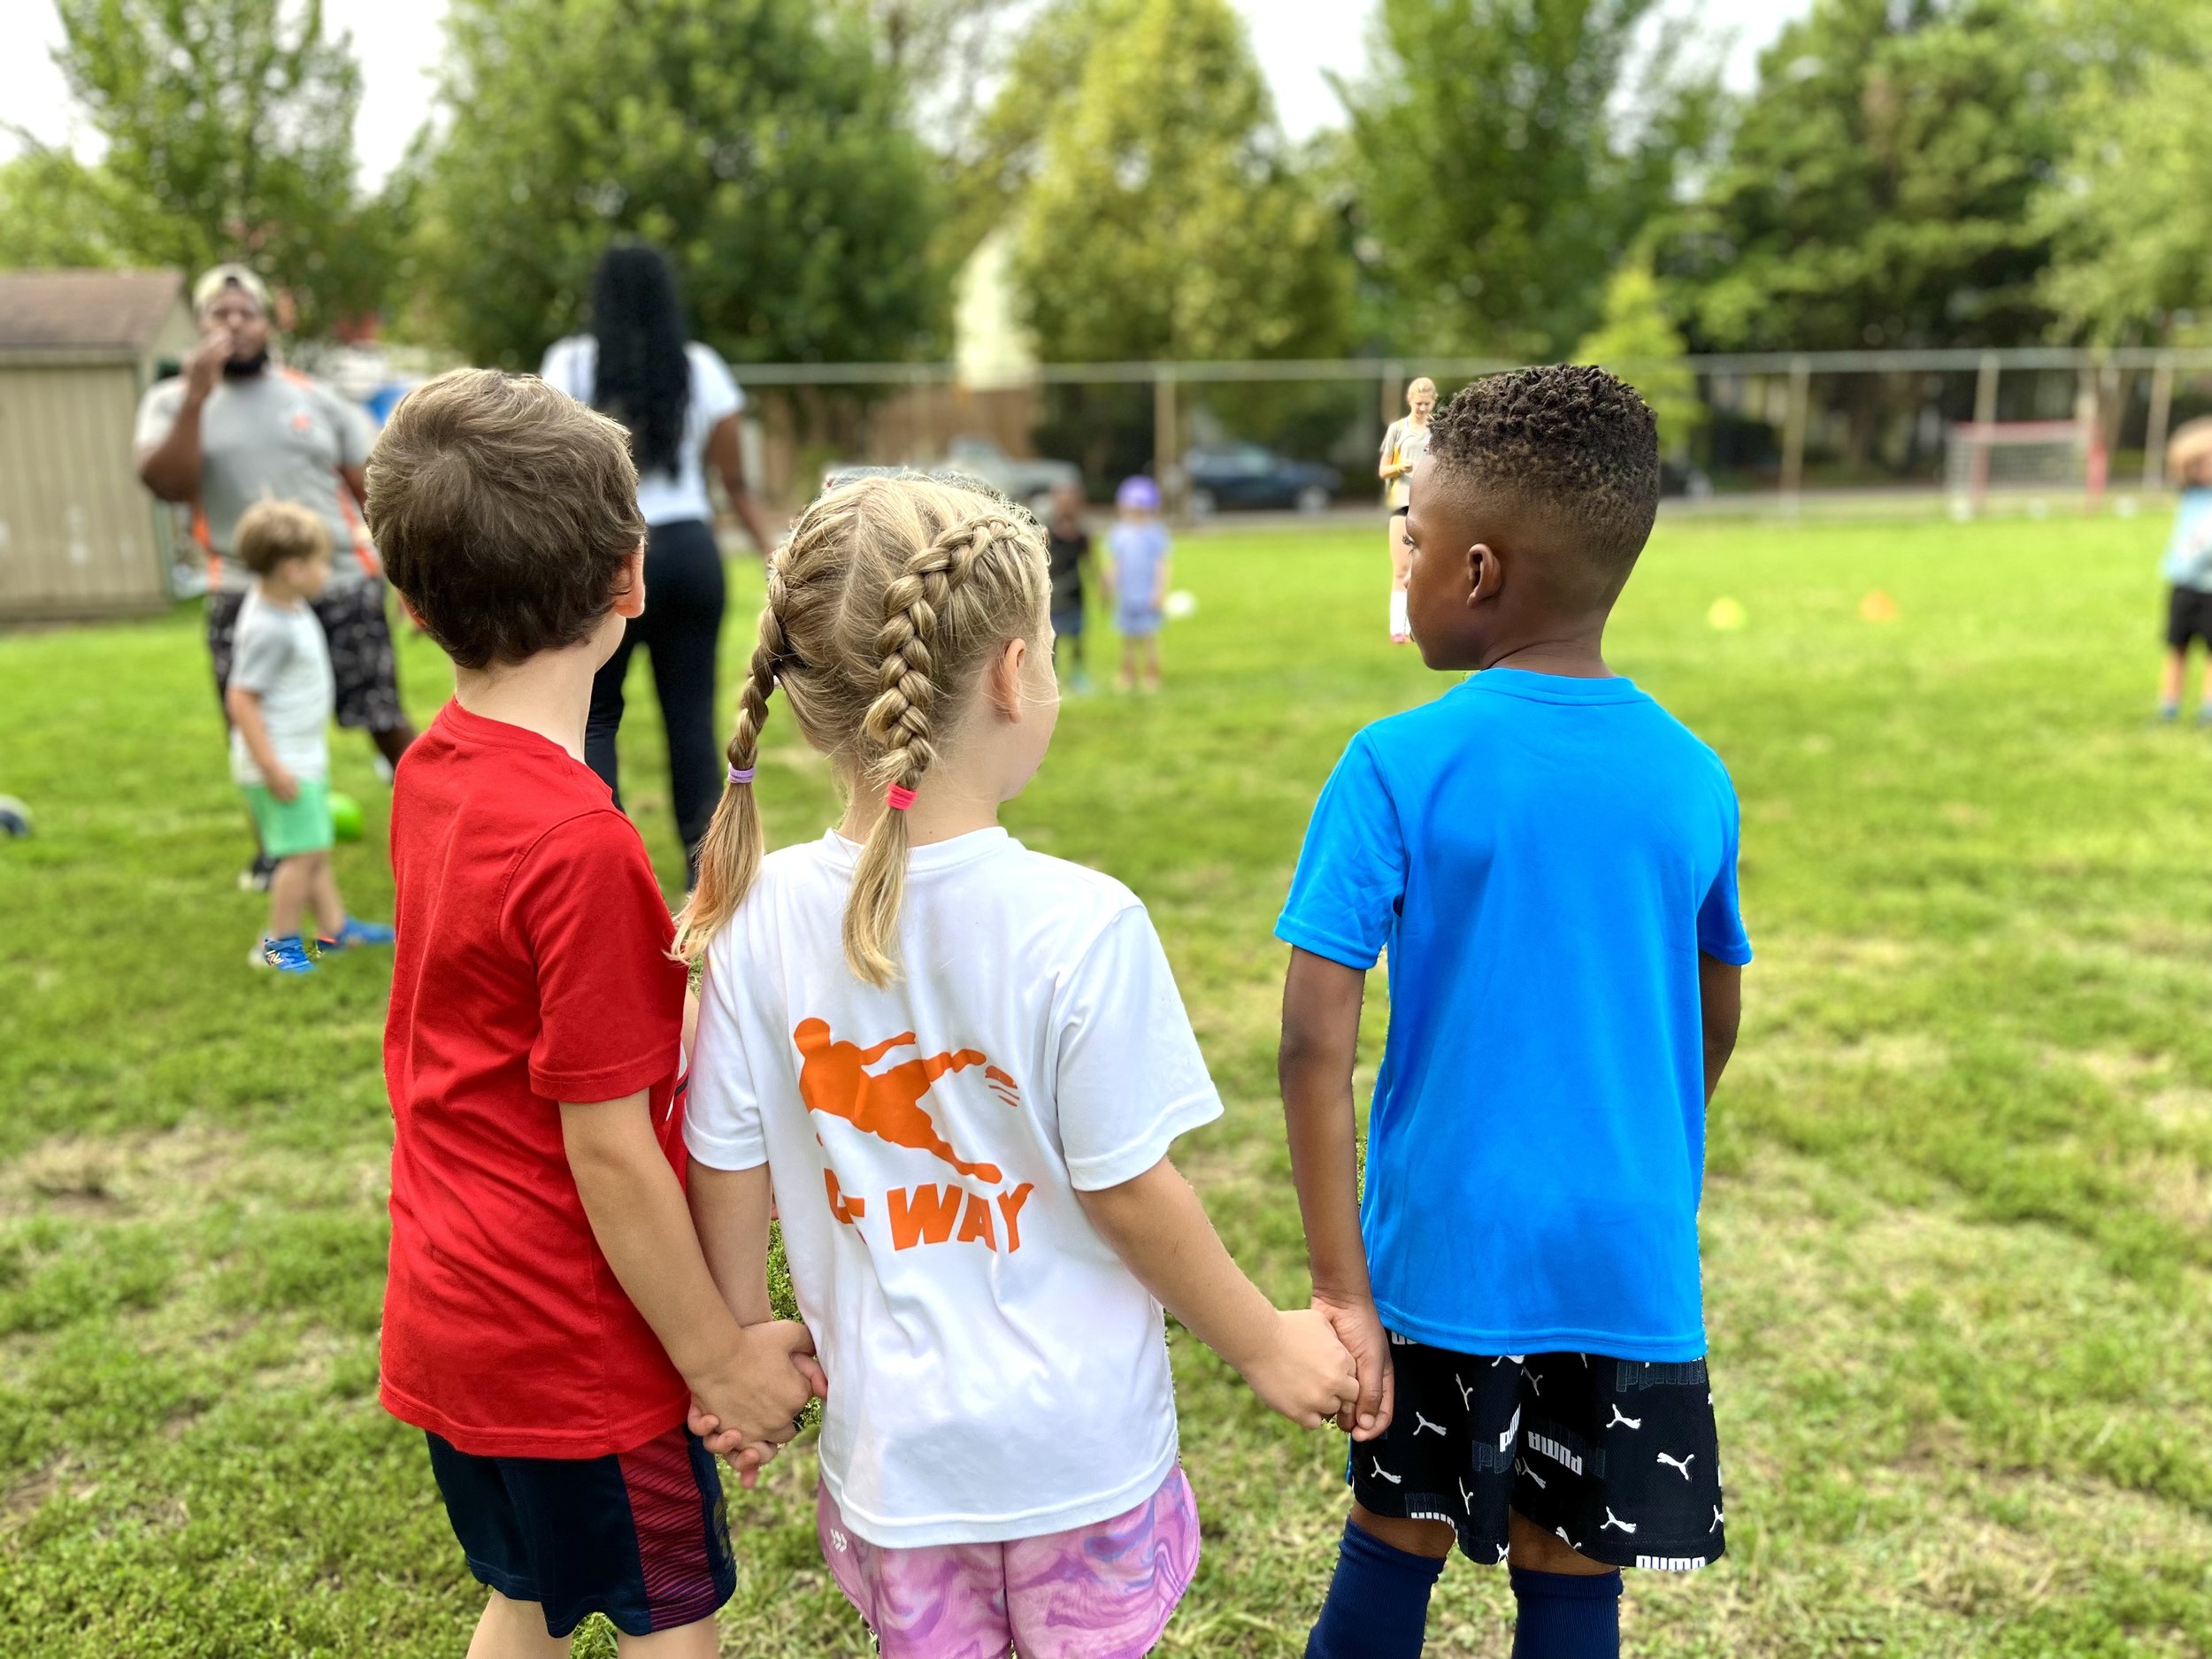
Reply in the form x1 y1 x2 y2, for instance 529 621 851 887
675 475 1356 1659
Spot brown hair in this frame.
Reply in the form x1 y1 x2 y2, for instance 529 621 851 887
235 499 331 576
2169 416 2212 488
673 475 1050 983
365 368 645 670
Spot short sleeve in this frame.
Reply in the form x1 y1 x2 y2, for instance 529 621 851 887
1697 782 1754 965
134 380 182 451
684 942 769 1171
1055 906 1222 1190
689 344 743 426
505 812 687 1102
1379 421 1397 463
1274 733 1407 971
227 617 291 695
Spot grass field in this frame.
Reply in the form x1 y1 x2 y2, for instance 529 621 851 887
4 513 2211 1656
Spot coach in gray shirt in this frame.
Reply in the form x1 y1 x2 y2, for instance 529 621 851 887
136 264 416 885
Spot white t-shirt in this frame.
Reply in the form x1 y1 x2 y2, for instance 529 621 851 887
538 335 745 527
227 588 334 786
686 828 1223 1548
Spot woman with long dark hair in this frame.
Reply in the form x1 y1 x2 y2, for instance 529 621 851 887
541 242 778 884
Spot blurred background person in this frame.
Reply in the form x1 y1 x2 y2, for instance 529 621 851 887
541 242 778 886
1106 475 1171 693
1045 480 1096 692
1378 376 1434 645
2155 418 2212 724
135 264 417 890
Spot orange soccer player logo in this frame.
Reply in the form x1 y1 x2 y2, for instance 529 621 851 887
793 1018 1021 1184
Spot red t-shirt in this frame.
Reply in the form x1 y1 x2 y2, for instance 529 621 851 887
380 701 692 1458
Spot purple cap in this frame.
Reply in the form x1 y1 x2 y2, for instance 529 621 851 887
1116 475 1161 512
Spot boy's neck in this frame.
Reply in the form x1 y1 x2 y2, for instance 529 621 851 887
452 642 606 762
252 576 304 610
1476 623 1613 679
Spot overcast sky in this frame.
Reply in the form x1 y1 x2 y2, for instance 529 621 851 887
4 0 1811 191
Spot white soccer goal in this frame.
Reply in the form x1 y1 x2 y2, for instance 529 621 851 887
1945 420 2104 518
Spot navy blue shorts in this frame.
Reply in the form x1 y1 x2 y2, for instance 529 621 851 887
426 1424 735 1638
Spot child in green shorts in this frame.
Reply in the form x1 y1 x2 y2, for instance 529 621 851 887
223 501 394 973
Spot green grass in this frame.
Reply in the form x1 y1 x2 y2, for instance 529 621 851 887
4 513 2210 1655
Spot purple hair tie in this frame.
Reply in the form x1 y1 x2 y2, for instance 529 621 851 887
727 764 756 786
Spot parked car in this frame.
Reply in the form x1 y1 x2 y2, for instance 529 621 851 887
1183 443 1340 515
821 437 1080 515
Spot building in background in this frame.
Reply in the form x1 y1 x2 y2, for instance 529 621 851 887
0 270 195 620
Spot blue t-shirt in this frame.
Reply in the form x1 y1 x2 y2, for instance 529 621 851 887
1107 520 1171 620
2162 488 2212 590
1276 670 1751 1362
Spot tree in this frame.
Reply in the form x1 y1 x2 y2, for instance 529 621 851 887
1011 0 1351 362
0 0 386 337
407 0 949 369
1668 0 2066 353
1339 0 1719 360
1574 257 1698 461
2036 0 2212 342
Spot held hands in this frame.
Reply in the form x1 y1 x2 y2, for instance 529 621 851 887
1312 1292 1394 1440
1236 1307 1361 1432
686 1318 827 1488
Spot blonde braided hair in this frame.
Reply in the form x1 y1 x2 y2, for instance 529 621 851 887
673 475 1048 982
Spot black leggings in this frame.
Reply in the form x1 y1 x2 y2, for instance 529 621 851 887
586 517 726 882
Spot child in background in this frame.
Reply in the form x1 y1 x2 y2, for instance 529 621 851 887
1045 479 1094 691
676 474 1357 1659
366 370 823 1656
222 501 393 974
1105 474 1171 692
1279 367 1749 1659
2155 417 2212 723
1378 376 1436 645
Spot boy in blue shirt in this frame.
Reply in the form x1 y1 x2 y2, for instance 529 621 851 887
2154 418 2212 723
1279 365 1749 1659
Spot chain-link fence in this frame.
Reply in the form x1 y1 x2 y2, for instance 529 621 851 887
728 348 2212 524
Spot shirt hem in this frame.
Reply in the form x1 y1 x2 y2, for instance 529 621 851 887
1272 920 1380 972
380 1378 690 1460
1700 938 1755 967
818 1439 1179 1549
1064 1094 1224 1191
1371 1302 1709 1364
530 1051 677 1106
682 1125 768 1172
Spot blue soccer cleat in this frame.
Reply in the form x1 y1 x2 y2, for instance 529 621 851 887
261 935 317 974
320 918 396 951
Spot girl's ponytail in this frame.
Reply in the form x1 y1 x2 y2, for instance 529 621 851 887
672 563 788 963
843 514 1013 986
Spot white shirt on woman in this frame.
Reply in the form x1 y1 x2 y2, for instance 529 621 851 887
684 827 1223 1548
538 335 744 527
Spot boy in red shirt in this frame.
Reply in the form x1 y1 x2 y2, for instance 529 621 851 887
365 369 821 1655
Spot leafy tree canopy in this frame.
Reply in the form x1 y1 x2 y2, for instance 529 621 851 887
406 0 949 368
1573 256 1698 459
1010 0 1351 362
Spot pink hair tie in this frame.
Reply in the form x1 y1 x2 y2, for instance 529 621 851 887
727 764 756 785
885 783 918 812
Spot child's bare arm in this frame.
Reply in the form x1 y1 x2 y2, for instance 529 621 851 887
223 684 295 801
1700 955 1742 1103
1279 946 1393 1438
1076 1156 1356 1430
687 1161 778 1325
562 1094 820 1448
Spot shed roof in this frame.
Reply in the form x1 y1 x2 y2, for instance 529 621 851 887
0 269 188 352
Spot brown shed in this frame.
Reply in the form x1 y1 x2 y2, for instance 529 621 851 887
0 269 198 620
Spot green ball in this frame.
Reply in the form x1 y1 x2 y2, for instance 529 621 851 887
329 791 364 844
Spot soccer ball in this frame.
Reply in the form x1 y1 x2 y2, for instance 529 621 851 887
0 795 31 838
329 791 364 844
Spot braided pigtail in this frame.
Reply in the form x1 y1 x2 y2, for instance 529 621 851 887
672 561 790 963
842 514 1011 986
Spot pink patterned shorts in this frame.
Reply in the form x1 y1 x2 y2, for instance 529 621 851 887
816 1465 1201 1659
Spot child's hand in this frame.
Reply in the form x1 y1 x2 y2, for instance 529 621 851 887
1312 1292 1394 1440
689 1317 826 1456
1237 1307 1360 1431
265 764 299 804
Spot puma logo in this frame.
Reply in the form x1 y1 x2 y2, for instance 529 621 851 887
1710 1505 1725 1533
1499 1404 1520 1455
1413 1412 1447 1438
1521 1367 1542 1397
1493 1542 1510 1564
1555 1526 1578 1552
795 1019 1019 1185
1370 1458 1403 1486
1454 1373 1472 1411
1606 1405 1642 1431
1459 1478 1477 1513
1514 1458 1547 1490
1657 1452 1696 1481
1600 1507 1637 1535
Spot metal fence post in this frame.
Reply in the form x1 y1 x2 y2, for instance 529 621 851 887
2145 352 2177 491
1973 351 2001 426
1154 364 1180 522
1780 356 1811 506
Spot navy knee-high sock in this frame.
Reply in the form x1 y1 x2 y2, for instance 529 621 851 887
1306 1517 1448 1659
1508 1565 1622 1659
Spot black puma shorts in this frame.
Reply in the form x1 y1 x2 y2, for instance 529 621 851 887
1348 1334 1726 1573
206 580 405 732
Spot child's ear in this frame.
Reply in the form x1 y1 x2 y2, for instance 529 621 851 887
987 638 1028 718
611 541 648 620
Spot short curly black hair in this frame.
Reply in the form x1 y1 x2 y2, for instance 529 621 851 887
1426 365 1660 595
